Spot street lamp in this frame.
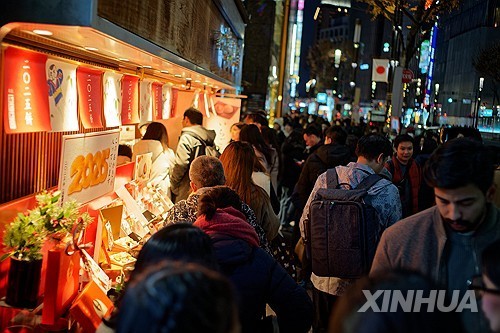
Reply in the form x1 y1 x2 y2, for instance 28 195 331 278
474 77 484 128
334 49 342 68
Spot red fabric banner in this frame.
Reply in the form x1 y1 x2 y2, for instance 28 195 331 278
3 47 51 133
77 67 103 128
152 82 163 120
121 75 139 124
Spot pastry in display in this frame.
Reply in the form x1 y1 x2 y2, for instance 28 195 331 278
109 252 137 268
113 236 139 252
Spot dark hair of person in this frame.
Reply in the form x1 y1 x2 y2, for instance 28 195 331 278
244 111 268 127
133 223 219 275
355 133 393 161
424 138 494 194
239 124 273 166
188 156 226 189
142 122 169 147
118 144 133 159
482 239 500 288
219 141 268 206
420 137 438 155
117 260 237 333
303 124 322 138
184 107 203 125
325 126 347 145
231 122 245 131
197 186 242 220
260 125 280 152
329 270 465 333
393 134 414 149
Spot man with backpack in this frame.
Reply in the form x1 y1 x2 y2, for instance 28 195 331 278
170 107 219 203
299 133 402 333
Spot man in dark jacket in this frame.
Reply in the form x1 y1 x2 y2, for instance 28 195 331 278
170 107 217 203
292 126 352 213
279 122 306 226
303 124 323 157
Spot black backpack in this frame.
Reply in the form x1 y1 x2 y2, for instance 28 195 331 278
303 168 384 279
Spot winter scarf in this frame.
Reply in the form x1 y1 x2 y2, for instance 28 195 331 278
194 207 260 248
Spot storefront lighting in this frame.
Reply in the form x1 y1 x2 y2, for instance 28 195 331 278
32 29 52 36
118 58 129 62
174 74 182 78
160 70 169 74
142 65 152 69
84 47 99 51
313 7 320 20
194 80 201 83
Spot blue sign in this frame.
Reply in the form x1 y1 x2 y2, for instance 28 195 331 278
317 93 327 104
480 108 493 117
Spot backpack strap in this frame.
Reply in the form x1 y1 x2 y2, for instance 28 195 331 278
183 131 208 147
355 173 383 191
326 168 339 189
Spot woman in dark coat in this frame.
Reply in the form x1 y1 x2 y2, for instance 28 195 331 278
194 186 313 333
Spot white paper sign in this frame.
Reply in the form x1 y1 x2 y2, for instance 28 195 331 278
140 79 153 124
46 59 78 131
204 97 241 152
103 72 123 127
58 130 120 204
162 84 172 119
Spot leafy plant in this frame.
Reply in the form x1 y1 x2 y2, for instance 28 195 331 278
2 190 93 261
3 212 46 261
35 191 92 238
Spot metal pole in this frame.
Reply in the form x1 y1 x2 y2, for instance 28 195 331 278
276 0 291 119
387 0 401 121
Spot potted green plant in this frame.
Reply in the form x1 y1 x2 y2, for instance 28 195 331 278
35 190 92 243
2 190 92 308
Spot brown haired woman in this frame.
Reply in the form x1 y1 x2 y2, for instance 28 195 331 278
219 141 279 242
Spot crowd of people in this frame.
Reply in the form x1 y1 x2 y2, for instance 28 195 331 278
109 107 500 333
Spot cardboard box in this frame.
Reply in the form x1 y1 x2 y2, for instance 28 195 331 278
69 280 114 333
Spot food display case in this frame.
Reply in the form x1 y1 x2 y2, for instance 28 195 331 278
0 0 246 330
